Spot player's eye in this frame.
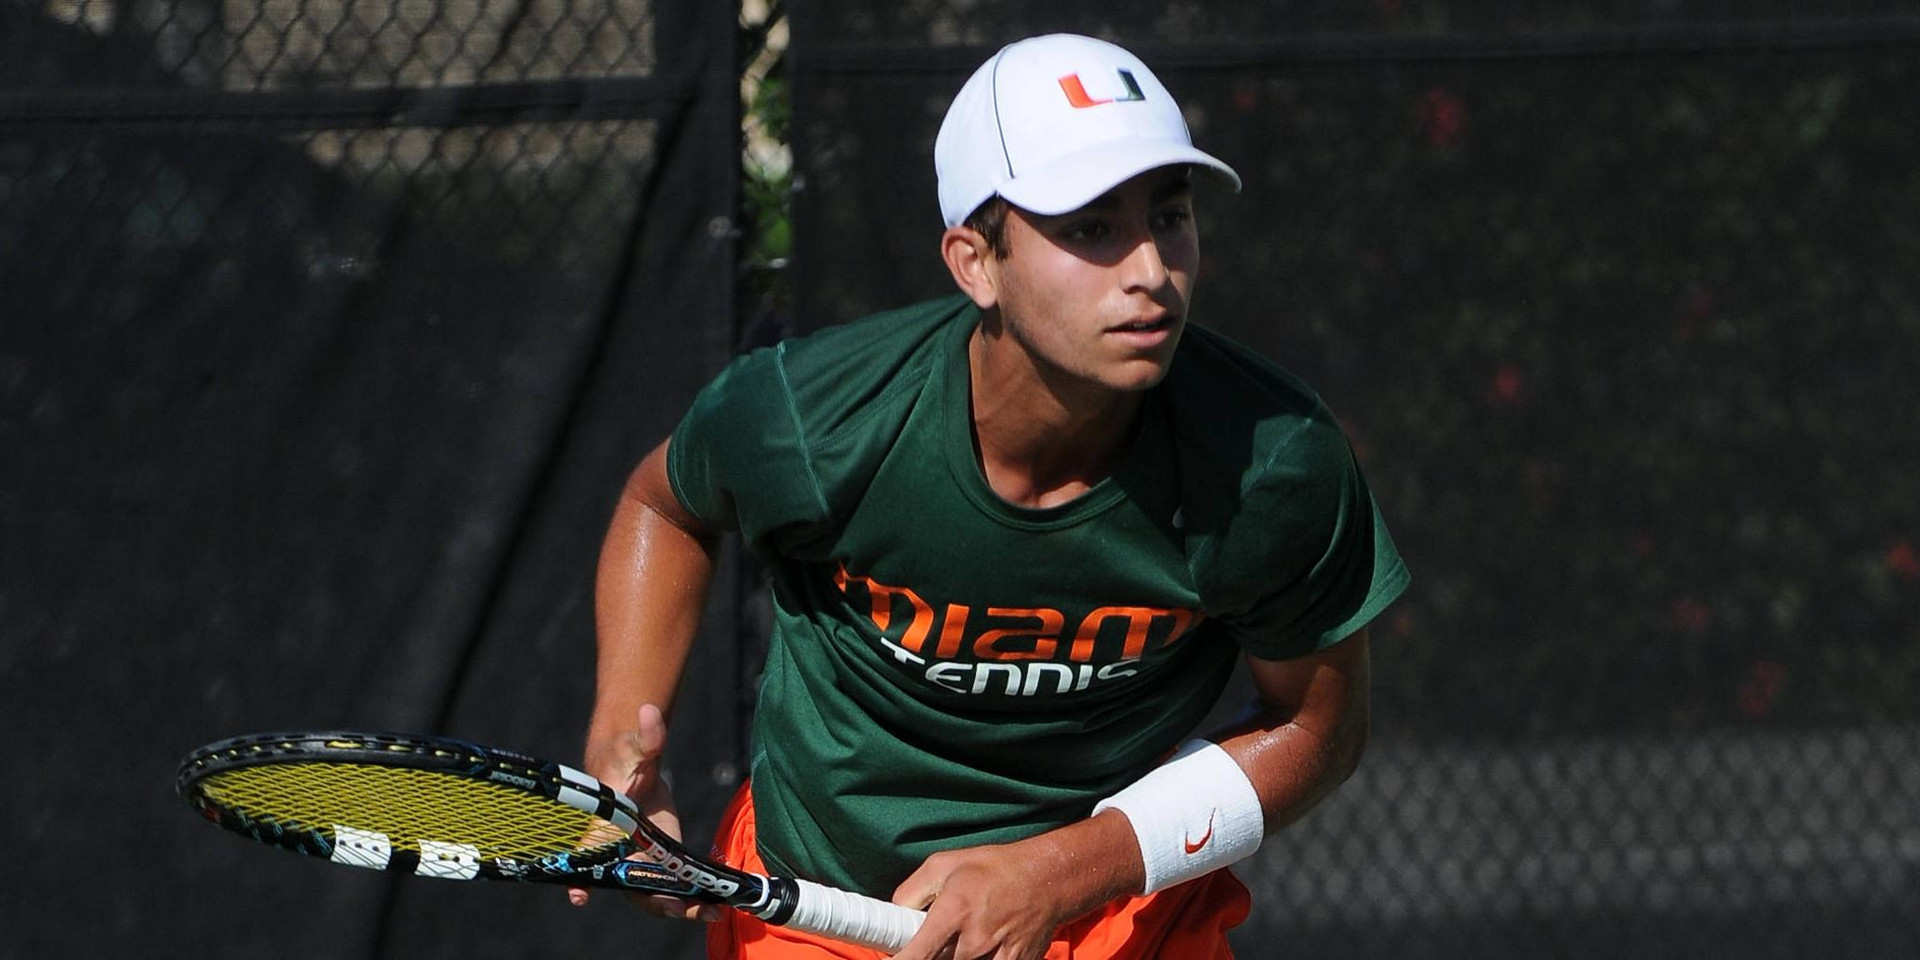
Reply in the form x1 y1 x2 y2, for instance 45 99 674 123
1060 219 1112 243
1151 205 1194 232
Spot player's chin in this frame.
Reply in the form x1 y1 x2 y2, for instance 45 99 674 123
1105 340 1183 390
1088 365 1172 396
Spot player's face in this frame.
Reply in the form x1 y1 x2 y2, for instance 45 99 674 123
989 167 1199 393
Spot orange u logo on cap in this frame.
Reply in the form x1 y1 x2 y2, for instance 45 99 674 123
1058 69 1146 109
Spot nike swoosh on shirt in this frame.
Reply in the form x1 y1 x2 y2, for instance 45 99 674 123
1185 809 1218 854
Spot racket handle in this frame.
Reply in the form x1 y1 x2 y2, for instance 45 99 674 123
782 877 925 952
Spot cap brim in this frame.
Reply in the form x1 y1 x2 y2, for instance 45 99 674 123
995 141 1241 217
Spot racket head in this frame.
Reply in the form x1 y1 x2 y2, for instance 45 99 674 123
176 731 699 895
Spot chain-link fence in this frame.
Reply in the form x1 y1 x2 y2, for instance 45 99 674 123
4 0 738 956
784 3 1920 957
3 0 700 325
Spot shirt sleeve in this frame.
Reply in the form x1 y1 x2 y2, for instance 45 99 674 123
1199 427 1410 662
666 343 832 543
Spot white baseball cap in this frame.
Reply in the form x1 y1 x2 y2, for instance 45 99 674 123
934 34 1241 228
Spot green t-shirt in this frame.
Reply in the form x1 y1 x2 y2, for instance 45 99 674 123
669 295 1408 896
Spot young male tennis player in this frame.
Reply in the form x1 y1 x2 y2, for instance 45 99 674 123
578 34 1409 960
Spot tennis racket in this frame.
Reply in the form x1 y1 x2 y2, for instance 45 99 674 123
176 730 924 952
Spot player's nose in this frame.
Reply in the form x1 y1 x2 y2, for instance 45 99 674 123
1119 232 1171 294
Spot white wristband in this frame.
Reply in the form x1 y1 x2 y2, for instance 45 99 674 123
1092 739 1264 895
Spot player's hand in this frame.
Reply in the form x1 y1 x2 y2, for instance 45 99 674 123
886 840 1070 960
887 816 1138 960
570 703 722 922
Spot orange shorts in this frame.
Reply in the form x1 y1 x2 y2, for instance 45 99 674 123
705 784 1249 959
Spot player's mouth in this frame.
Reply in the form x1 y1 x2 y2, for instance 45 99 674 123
1106 313 1180 346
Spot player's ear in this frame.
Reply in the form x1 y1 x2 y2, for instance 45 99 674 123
941 226 999 310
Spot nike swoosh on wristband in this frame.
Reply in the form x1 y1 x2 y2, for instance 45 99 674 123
1184 809 1218 854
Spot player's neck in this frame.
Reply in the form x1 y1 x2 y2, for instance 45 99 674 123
967 325 1145 510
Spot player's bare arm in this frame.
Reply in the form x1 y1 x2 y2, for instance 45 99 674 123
889 630 1371 960
1219 628 1372 830
575 438 722 917
586 439 717 739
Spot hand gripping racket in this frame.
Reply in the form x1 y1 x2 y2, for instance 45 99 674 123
176 731 924 952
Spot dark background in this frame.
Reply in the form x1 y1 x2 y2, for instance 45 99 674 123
4 0 1917 956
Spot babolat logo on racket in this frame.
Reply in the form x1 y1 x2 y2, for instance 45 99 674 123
489 770 539 791
636 836 741 898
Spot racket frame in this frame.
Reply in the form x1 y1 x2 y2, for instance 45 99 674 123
178 731 717 897
176 731 859 937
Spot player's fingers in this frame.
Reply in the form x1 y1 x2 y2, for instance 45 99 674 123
610 704 669 801
603 738 645 789
890 880 935 912
886 926 958 960
889 853 948 910
567 886 589 907
629 893 723 923
951 928 1000 960
636 703 669 759
994 940 1046 960
885 892 963 960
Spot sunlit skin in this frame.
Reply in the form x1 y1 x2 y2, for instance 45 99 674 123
942 167 1200 508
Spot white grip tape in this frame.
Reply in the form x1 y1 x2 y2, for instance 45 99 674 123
1092 739 1265 895
785 877 925 953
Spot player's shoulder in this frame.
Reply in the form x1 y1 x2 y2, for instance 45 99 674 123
673 295 975 549
1161 325 1374 621
774 294 973 379
1163 323 1350 475
766 294 974 432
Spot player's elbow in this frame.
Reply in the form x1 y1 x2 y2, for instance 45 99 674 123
1324 698 1369 787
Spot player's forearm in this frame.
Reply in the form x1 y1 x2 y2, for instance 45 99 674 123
1038 809 1149 911
1079 639 1368 902
1217 632 1371 832
586 442 720 754
1216 698 1367 833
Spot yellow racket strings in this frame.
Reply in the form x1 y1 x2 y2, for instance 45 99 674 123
199 762 628 861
